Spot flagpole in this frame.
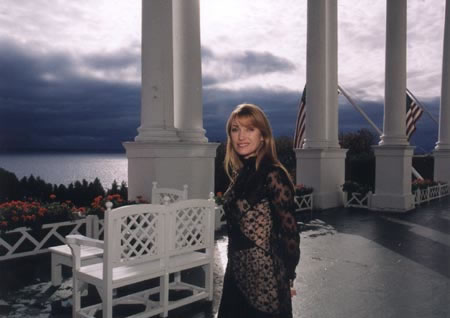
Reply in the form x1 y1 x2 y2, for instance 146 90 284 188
406 88 439 125
338 84 424 180
338 85 382 135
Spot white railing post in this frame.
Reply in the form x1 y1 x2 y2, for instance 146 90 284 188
343 192 348 207
86 215 93 238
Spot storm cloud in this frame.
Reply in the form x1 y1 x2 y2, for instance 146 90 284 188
0 0 445 153
0 38 140 151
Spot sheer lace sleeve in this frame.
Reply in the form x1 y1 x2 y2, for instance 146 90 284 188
267 167 300 280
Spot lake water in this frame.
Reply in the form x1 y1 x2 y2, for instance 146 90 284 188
0 153 128 189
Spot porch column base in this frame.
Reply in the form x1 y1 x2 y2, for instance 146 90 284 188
370 193 415 213
177 128 208 143
433 148 450 184
371 145 415 212
123 141 219 201
295 147 347 210
135 127 180 142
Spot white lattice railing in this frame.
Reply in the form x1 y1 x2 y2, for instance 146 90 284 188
0 215 99 262
344 191 372 209
414 183 449 205
294 194 313 212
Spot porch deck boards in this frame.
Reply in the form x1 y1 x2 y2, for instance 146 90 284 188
1 197 449 318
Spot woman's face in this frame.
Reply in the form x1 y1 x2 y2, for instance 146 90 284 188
230 118 263 158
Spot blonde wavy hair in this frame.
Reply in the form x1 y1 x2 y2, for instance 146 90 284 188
224 103 291 182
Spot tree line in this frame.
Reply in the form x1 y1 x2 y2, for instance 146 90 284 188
0 168 127 206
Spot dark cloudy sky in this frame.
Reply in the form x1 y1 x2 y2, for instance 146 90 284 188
0 0 445 152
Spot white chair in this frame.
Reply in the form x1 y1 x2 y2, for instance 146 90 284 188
67 203 167 318
151 182 188 204
161 197 216 316
151 182 189 289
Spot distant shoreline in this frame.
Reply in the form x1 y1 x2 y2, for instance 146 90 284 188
0 153 128 189
0 149 126 154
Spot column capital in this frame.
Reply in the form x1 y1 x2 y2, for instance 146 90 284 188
378 134 409 146
434 142 450 151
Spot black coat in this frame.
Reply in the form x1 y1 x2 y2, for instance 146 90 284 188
218 156 300 318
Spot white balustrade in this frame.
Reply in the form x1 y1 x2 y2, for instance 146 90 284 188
294 194 314 212
414 182 450 205
344 192 372 209
0 216 95 261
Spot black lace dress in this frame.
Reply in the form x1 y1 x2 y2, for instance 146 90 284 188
218 157 300 318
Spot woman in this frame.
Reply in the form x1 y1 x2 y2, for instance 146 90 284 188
218 103 300 318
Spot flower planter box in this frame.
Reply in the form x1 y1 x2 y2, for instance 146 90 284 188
0 216 97 262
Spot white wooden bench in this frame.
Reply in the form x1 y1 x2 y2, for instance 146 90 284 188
49 184 189 287
67 196 215 318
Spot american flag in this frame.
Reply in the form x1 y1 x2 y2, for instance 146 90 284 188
293 85 306 148
406 90 424 140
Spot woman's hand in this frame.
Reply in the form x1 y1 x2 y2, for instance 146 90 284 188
290 287 297 297
289 280 297 297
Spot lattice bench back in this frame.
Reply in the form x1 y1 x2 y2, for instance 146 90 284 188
151 182 188 205
105 204 166 267
166 199 215 256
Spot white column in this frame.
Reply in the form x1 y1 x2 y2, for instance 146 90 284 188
303 0 328 148
436 0 450 150
173 0 207 142
326 0 339 148
379 0 408 146
434 0 450 183
371 0 414 212
135 0 179 142
296 0 347 210
126 0 218 202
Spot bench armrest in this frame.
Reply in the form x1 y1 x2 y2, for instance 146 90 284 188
66 235 104 269
66 234 104 249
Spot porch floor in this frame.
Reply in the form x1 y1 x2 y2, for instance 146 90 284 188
1 197 449 318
